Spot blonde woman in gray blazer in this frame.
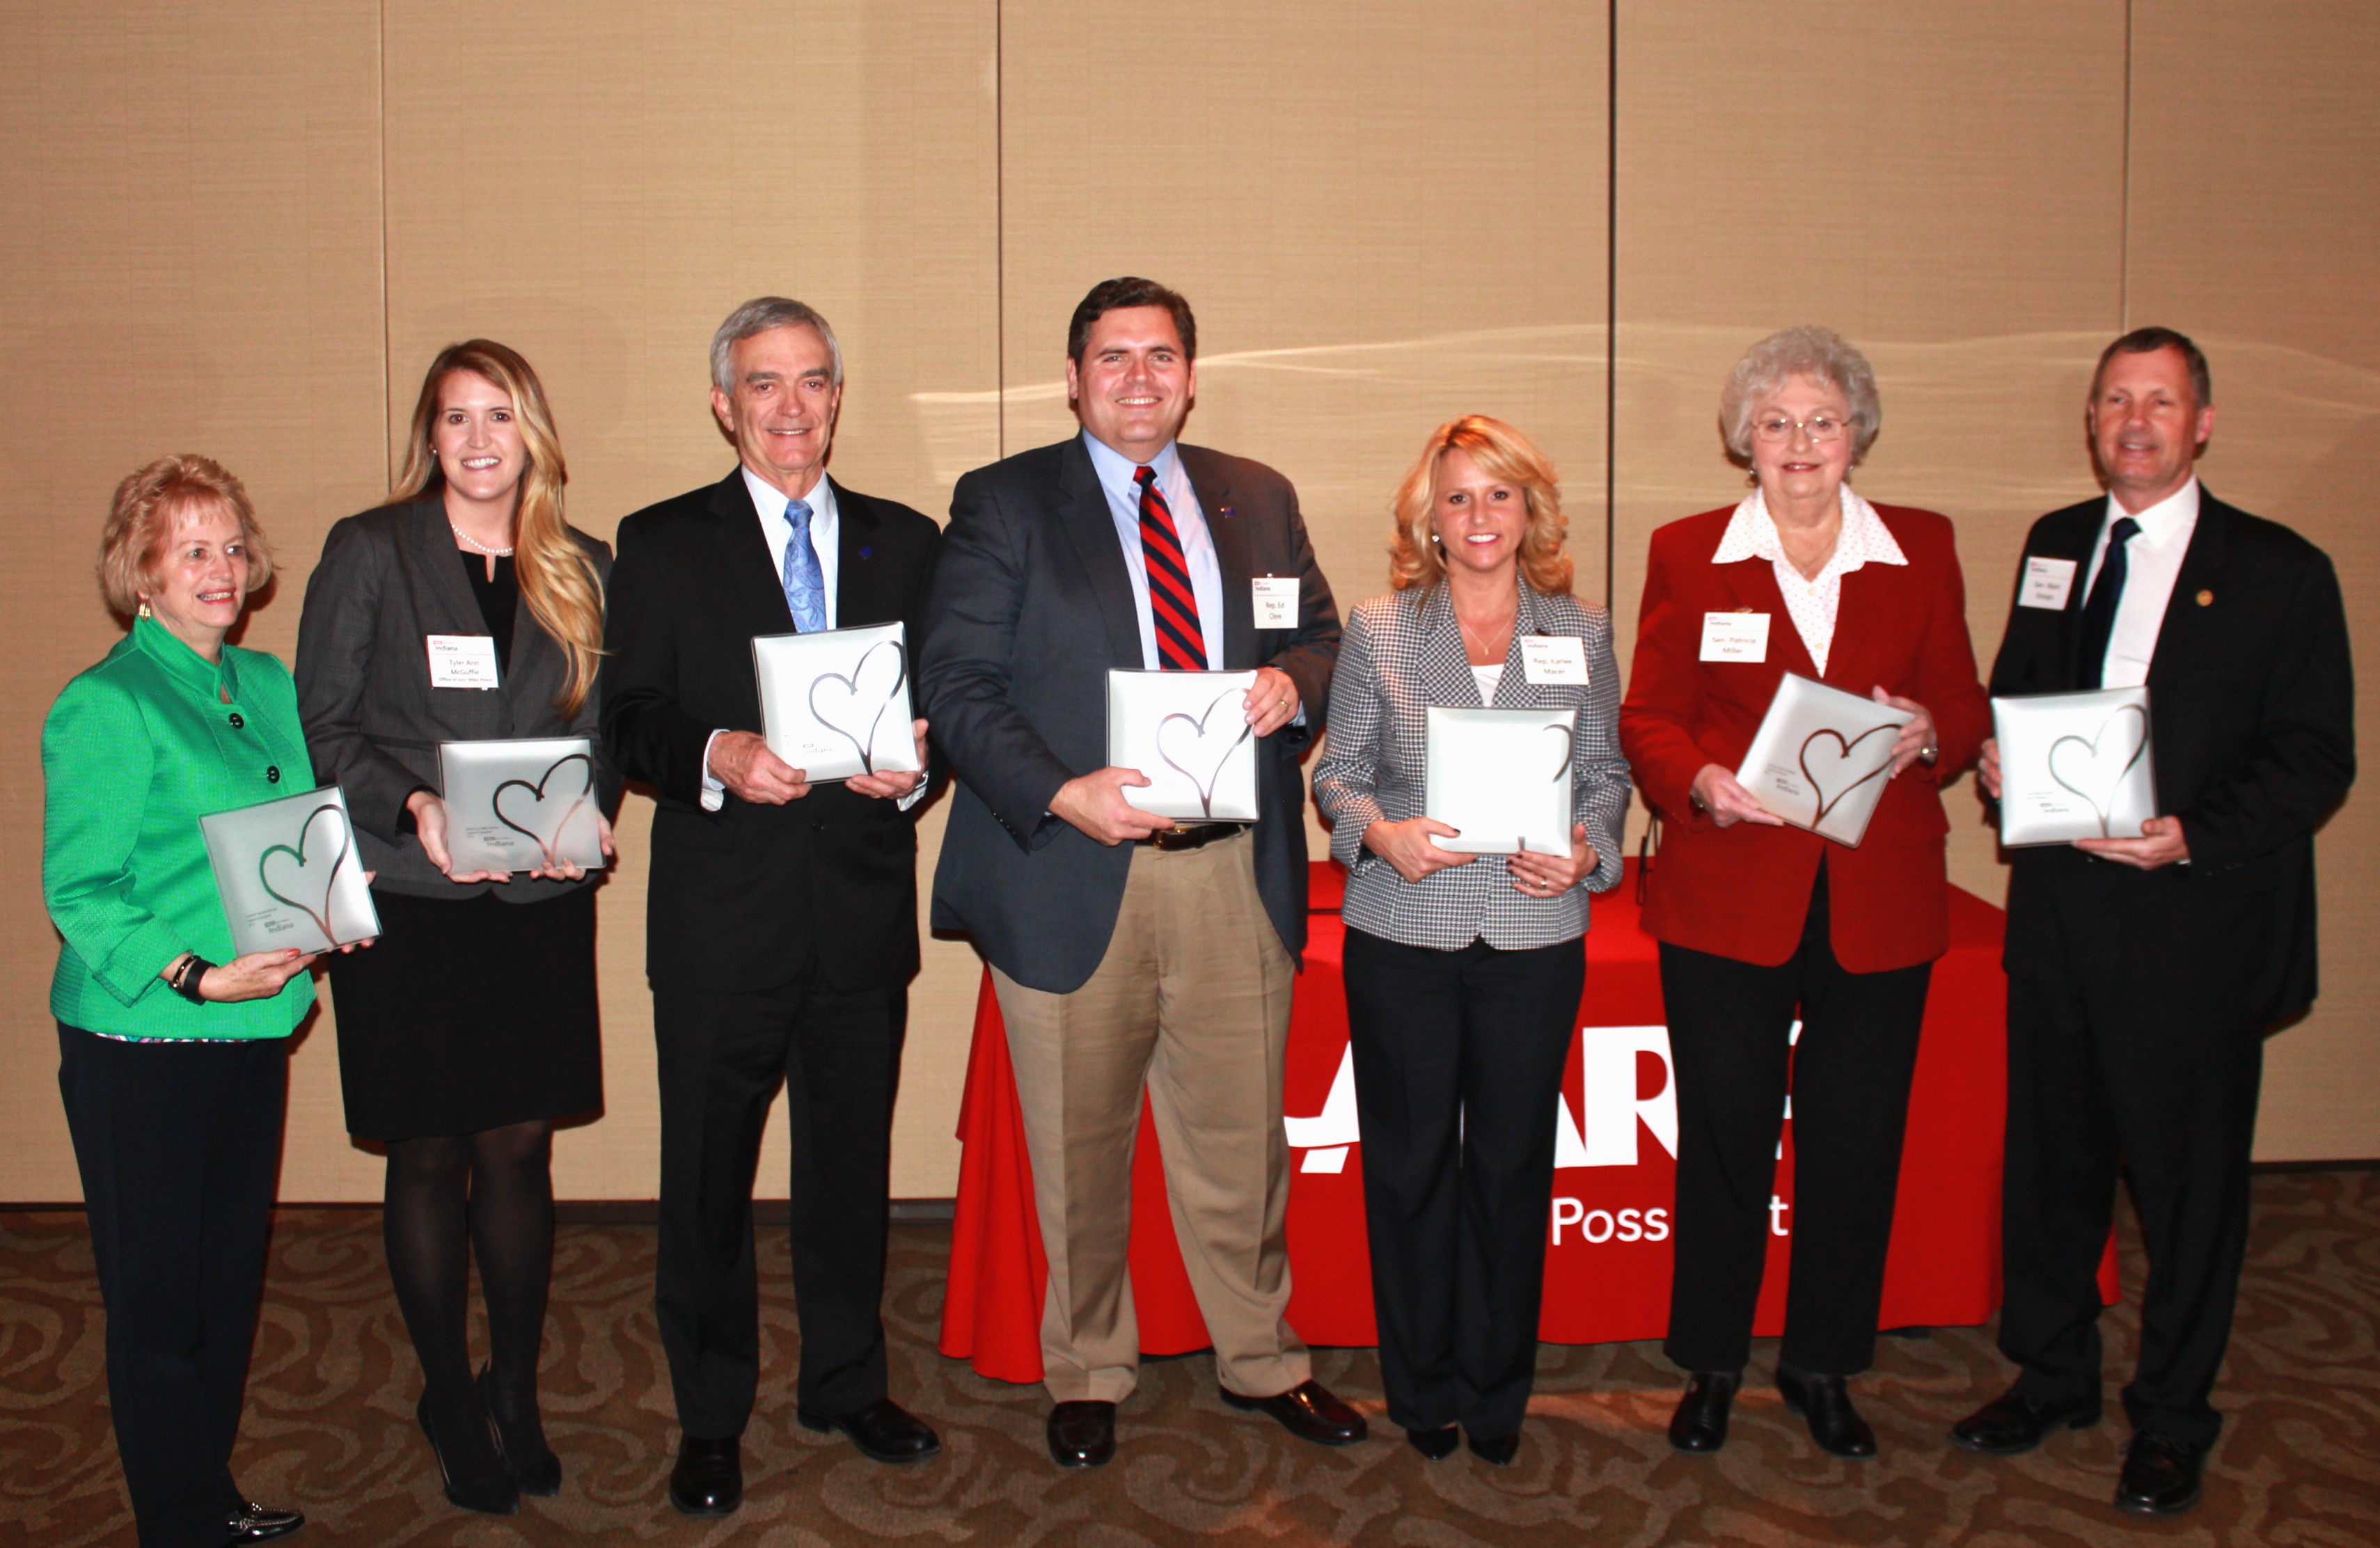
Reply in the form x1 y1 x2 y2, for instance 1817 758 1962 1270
1311 416 1629 1467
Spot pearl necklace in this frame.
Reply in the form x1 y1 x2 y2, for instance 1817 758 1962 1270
450 525 514 558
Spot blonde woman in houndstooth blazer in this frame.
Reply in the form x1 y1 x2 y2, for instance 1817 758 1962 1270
1311 416 1630 1467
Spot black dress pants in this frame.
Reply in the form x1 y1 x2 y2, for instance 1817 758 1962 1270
56 1025 287 1548
1999 862 2267 1449
653 974 906 1437
1343 928 1585 1439
1659 864 1933 1377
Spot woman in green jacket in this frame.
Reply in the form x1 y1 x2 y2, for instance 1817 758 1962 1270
42 456 347 1548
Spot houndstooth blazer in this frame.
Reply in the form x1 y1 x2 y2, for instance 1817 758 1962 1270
1312 580 1630 951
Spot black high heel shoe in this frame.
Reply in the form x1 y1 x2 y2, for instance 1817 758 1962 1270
478 1364 562 1497
417 1389 520 1515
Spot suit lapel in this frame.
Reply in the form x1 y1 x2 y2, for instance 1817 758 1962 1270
406 500 488 639
831 477 893 629
1711 553 1818 681
1054 436 1149 667
1416 584 1480 706
707 468 800 637
1181 446 1251 671
2146 489 2232 693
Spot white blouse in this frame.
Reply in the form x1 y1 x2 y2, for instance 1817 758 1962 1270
1710 486 1907 675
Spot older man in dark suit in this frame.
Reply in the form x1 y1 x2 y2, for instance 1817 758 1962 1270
601 297 942 1516
1957 328 2354 1515
921 276 1353 1468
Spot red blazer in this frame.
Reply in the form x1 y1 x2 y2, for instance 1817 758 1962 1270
1620 502 1989 972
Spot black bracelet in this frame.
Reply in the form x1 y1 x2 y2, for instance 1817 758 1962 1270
171 954 214 1004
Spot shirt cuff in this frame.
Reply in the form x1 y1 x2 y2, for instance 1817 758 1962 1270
897 778 929 812
700 729 728 812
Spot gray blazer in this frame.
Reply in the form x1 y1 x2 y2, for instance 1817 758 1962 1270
1311 580 1630 951
296 498 619 902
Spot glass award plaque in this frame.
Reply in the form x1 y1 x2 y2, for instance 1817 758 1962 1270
1105 669 1261 822
752 622 922 784
438 737 606 874
1992 686 2157 846
198 784 381 955
1424 705 1577 855
1733 672 1911 846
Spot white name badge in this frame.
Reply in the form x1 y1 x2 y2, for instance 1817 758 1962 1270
1521 634 1590 685
426 633 503 690
2020 555 2078 610
1252 576 1298 629
1699 612 1770 663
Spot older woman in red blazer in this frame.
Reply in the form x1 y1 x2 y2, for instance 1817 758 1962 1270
1621 327 1988 1460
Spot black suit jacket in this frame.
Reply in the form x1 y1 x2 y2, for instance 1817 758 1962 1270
921 435 1341 994
1989 488 2354 1025
600 470 941 994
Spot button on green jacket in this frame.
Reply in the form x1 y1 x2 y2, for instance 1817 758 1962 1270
42 615 318 1040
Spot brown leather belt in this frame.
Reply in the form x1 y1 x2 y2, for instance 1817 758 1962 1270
1138 821 1243 851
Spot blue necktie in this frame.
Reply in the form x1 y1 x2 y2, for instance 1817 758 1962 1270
781 497 827 633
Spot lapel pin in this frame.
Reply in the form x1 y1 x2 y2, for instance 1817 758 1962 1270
1219 505 1234 521
2196 589 2213 606
859 545 874 560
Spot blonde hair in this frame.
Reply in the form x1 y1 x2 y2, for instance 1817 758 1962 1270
98 455 274 619
394 340 605 716
1387 416 1572 595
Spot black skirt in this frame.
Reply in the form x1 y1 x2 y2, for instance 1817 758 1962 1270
327 887 603 1142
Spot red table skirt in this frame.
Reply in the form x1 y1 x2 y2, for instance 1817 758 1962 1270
939 859 2116 1383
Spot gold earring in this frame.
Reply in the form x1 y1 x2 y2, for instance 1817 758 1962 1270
136 599 153 618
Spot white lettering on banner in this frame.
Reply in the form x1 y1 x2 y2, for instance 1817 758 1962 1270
1284 1041 1360 1173
1550 1199 1671 1247
1770 1194 1792 1237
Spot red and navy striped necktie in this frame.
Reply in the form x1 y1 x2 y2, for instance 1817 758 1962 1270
1135 465 1208 670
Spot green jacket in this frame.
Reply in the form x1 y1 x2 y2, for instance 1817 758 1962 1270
43 615 317 1040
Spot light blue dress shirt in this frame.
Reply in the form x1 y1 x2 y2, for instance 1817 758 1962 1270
1080 431 1224 670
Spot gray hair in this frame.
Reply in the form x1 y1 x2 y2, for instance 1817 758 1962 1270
1719 325 1882 462
709 297 844 395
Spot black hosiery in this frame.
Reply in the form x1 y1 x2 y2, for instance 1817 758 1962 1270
468 1119 556 1460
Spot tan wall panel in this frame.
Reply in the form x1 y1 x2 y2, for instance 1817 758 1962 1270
2127 2 2380 1159
0 3 387 1200
1609 3 2129 901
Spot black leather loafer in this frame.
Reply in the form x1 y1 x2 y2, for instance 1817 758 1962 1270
1047 1400 1117 1468
1406 1424 1460 1461
1668 1371 1738 1453
1466 1429 1520 1467
1220 1379 1368 1446
668 1434 742 1516
221 1502 305 1542
1948 1387 2102 1456
797 1397 943 1464
2115 1432 2205 1515
1776 1366 1877 1459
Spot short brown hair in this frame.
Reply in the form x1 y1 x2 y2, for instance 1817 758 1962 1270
1067 276 1197 363
1388 416 1573 596
97 455 274 618
2093 326 2213 406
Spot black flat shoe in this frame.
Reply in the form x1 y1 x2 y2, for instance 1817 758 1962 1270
1047 1400 1117 1468
1776 1366 1877 1459
477 1364 561 1497
221 1501 304 1542
1949 1386 2102 1456
1669 1371 1738 1453
417 1392 519 1515
2115 1432 2205 1515
669 1434 742 1516
1405 1424 1460 1461
798 1397 943 1463
1219 1379 1368 1446
1466 1429 1520 1467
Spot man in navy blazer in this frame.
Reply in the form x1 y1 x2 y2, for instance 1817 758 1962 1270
601 298 943 1515
921 277 1352 1467
1957 329 2354 1515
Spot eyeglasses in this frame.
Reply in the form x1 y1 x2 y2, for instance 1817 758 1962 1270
1751 413 1850 445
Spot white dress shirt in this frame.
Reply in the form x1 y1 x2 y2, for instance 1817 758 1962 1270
1079 431 1225 670
1711 485 1907 677
2082 476 2199 690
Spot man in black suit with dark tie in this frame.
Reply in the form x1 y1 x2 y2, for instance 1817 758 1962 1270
1955 328 2355 1515
601 297 943 1515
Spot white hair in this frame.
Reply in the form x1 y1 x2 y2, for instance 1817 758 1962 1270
709 297 844 395
1719 325 1882 461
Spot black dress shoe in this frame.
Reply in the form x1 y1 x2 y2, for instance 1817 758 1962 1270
668 1435 742 1517
1668 1371 1738 1453
221 1502 304 1542
798 1397 943 1464
478 1364 562 1497
1948 1386 2102 1456
1220 1379 1368 1446
1465 1429 1520 1466
1047 1400 1117 1468
1405 1424 1460 1461
2115 1432 2205 1515
1776 1366 1877 1459
417 1392 520 1515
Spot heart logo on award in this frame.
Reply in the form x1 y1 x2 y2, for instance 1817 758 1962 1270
1797 725 1898 824
492 752 594 869
258 803 351 949
2048 704 2149 837
1542 722 1574 782
808 640 908 777
1156 689 1253 819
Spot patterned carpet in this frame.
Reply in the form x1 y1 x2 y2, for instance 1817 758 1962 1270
4 1171 2377 1547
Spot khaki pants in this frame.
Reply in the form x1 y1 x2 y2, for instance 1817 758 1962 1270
992 830 1307 1403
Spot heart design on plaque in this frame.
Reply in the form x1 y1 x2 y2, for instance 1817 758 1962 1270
492 752 594 868
1542 722 1574 782
807 640 908 776
258 803 351 949
1156 689 1253 819
2047 704 2149 837
1797 725 1899 824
